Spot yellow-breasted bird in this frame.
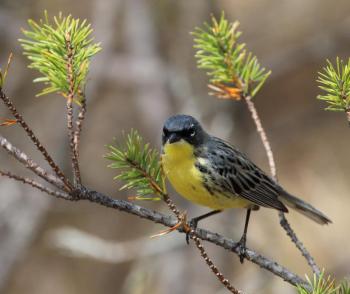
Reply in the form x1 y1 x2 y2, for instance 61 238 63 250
161 114 331 262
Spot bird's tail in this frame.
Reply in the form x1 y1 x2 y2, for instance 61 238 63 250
279 191 332 225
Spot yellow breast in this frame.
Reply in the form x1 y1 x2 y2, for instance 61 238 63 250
161 140 250 209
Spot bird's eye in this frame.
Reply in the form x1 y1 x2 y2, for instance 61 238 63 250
189 129 196 137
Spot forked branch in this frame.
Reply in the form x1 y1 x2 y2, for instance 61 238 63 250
0 88 73 191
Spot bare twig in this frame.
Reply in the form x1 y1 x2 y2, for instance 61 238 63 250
0 134 66 190
243 95 321 275
191 234 241 294
161 194 241 293
74 94 86 159
279 212 321 275
65 33 81 186
0 170 70 199
244 96 277 179
0 89 72 190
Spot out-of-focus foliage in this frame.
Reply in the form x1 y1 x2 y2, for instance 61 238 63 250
105 130 164 200
19 11 101 102
0 53 13 88
192 13 271 98
296 272 350 294
317 58 350 112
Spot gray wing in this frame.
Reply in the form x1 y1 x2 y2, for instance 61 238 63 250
197 137 288 212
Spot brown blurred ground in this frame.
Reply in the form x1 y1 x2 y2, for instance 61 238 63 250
0 0 350 293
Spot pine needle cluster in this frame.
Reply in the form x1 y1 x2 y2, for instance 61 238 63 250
297 272 350 294
317 58 350 112
19 11 101 101
192 13 271 99
105 130 164 200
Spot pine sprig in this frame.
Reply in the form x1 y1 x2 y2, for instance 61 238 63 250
192 13 271 99
105 130 164 200
296 271 350 294
19 11 101 101
317 58 350 112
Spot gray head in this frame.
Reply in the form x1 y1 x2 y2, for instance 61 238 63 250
162 114 208 147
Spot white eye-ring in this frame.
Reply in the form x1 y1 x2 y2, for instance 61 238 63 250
190 130 196 137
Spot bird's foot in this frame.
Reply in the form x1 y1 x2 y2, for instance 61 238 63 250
185 218 199 244
150 211 188 239
235 234 247 264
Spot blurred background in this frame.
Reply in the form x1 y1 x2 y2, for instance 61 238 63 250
0 0 350 293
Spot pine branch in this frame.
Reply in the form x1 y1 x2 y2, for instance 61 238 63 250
0 88 72 191
245 93 321 276
192 13 270 99
0 134 66 190
74 94 86 160
105 130 242 293
65 32 81 185
317 58 350 125
19 11 101 100
296 271 350 294
244 95 277 178
193 12 321 277
55 186 311 291
19 12 102 187
191 234 241 294
0 123 310 290
0 169 70 199
105 129 165 200
0 10 329 293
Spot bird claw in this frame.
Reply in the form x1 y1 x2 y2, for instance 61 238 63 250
235 234 247 264
185 218 198 244
151 211 190 239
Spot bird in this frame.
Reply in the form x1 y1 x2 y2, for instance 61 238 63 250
161 114 331 262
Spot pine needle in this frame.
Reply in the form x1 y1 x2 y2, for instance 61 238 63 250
192 12 271 98
105 130 164 200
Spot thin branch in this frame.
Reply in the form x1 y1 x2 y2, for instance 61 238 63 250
65 33 81 185
244 96 277 179
279 212 321 275
243 95 321 275
0 88 73 190
74 93 86 160
161 195 241 293
190 233 241 294
0 170 71 199
75 187 310 290
0 134 66 190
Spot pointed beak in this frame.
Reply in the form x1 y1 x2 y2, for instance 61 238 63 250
167 133 181 144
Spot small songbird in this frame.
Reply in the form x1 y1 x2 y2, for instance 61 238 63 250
161 114 331 262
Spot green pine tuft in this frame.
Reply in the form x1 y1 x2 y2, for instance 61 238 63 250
105 130 164 201
296 271 350 294
192 12 271 98
19 11 101 101
317 58 350 112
